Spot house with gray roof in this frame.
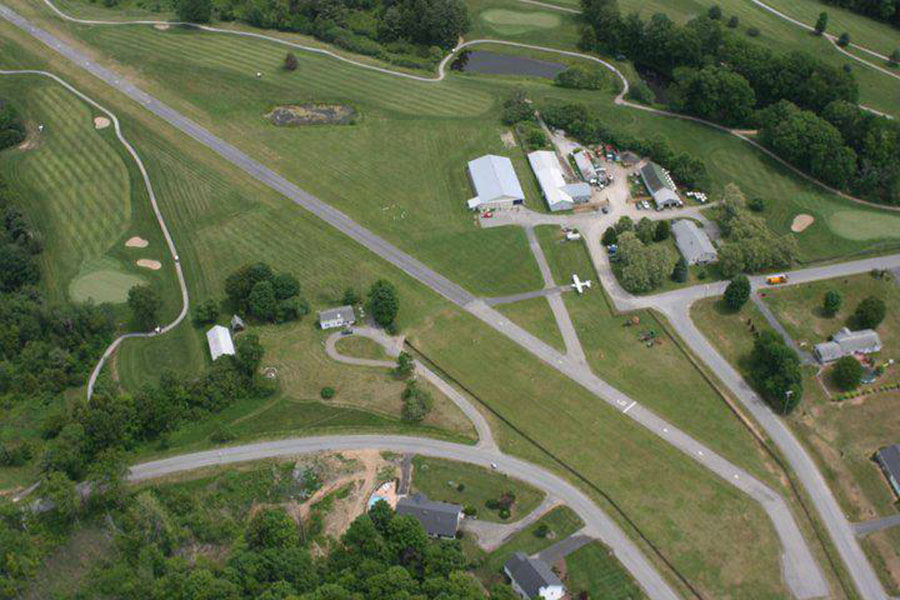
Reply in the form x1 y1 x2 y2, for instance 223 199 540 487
466 155 525 211
813 327 882 364
672 219 717 265
640 162 681 209
504 552 566 600
396 493 461 538
318 305 356 330
876 445 900 497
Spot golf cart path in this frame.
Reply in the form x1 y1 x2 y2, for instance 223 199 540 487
0 6 835 598
325 327 497 450
0 68 190 402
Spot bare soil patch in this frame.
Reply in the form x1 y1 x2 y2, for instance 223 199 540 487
501 130 516 148
125 236 148 248
136 258 162 270
17 123 39 151
266 104 357 126
93 116 111 129
791 213 815 233
153 23 170 30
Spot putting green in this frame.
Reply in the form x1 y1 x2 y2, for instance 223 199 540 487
69 258 146 303
828 210 900 241
480 8 562 35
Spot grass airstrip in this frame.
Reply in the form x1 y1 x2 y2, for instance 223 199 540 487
0 9 864 597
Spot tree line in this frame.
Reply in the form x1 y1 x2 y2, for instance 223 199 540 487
173 0 469 69
579 1 900 205
820 0 900 28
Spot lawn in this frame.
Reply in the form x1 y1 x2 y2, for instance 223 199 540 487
534 226 775 483
496 295 566 353
466 506 585 587
334 335 392 362
466 0 581 50
565 541 646 600
410 455 545 522
691 294 900 594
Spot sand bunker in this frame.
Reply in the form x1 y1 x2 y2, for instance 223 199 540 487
125 236 149 248
136 259 162 270
154 23 170 30
266 104 356 126
93 116 111 129
791 214 815 233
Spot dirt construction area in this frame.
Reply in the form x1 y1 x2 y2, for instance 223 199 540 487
266 104 357 126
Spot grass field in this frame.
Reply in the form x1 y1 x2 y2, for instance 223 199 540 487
334 335 392 361
411 306 789 599
565 541 646 599
691 294 900 594
466 0 580 49
410 455 545 522
496 296 566 353
534 226 775 482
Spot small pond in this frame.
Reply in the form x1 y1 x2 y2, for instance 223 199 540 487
453 50 566 79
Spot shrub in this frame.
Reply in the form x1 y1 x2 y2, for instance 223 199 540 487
822 290 842 317
209 425 236 444
456 482 465 492
707 5 722 19
554 65 606 90
837 32 851 47
498 507 510 520
832 356 862 391
748 197 765 212
852 296 886 329
501 89 533 125
463 505 477 516
320 386 335 399
727 15 739 28
747 27 760 37
283 52 298 71
671 256 688 283
534 523 550 538
724 275 751 310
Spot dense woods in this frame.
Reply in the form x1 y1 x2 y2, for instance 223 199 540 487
820 0 900 28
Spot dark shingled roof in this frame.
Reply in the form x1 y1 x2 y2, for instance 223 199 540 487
396 493 461 538
877 445 900 483
504 552 564 599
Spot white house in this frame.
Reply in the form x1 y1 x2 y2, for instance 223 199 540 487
206 325 235 361
318 305 357 330
671 219 717 265
466 154 525 210
527 151 592 212
504 552 565 600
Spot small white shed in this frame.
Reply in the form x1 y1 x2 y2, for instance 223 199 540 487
206 325 235 361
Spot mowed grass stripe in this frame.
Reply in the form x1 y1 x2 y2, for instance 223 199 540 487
94 27 491 117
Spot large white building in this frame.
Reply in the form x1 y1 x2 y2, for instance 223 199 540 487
466 154 525 210
672 219 718 265
527 151 592 212
206 325 235 361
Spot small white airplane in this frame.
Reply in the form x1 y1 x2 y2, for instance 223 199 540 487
572 274 592 294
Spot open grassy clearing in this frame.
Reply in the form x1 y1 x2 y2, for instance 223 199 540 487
496 296 566 353
48 21 551 298
758 0 900 59
411 455 545 522
411 306 788 599
691 295 900 594
565 540 646 600
534 225 776 482
466 0 580 49
464 506 584 586
334 335 392 361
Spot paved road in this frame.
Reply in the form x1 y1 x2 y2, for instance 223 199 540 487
326 327 496 450
853 514 900 537
1 9 838 597
751 293 816 365
483 285 571 306
129 434 680 600
525 227 586 363
536 532 594 564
